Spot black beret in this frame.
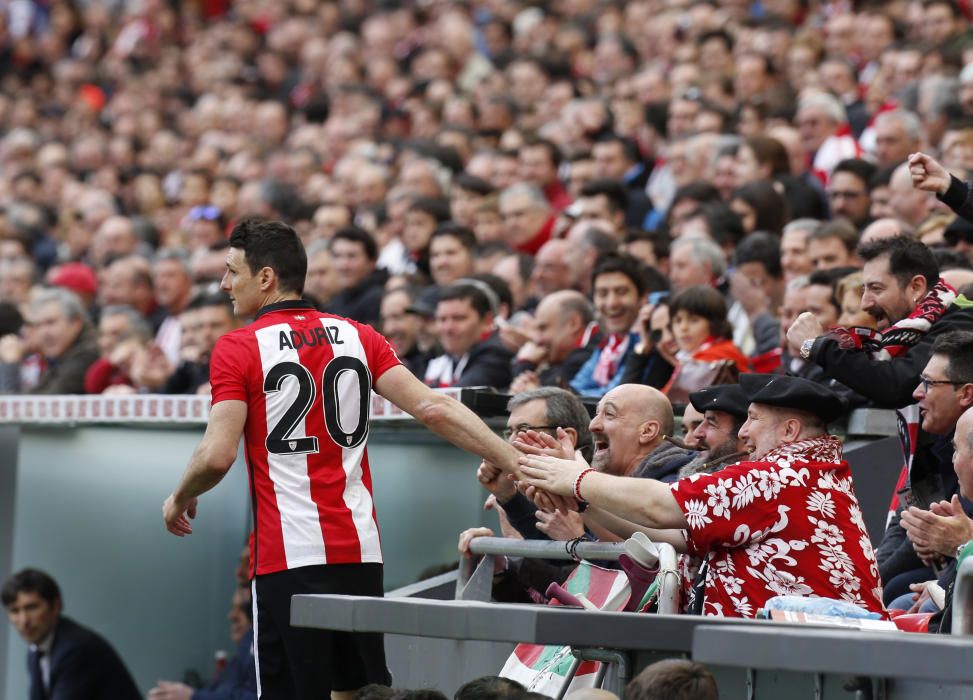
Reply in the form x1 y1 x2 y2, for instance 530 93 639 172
945 216 973 246
740 373 846 424
689 383 749 420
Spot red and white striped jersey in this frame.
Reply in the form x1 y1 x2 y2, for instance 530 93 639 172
209 300 401 576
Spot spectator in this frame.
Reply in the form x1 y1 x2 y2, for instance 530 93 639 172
148 586 257 700
530 239 582 297
519 374 885 618
47 261 97 310
153 249 195 366
668 237 726 293
498 183 556 256
429 224 476 289
379 287 431 378
779 219 817 282
0 288 98 394
570 253 644 397
889 161 937 229
424 283 514 389
510 290 597 393
828 159 877 231
326 227 389 327
625 659 718 700
101 255 166 331
454 676 525 700
872 110 922 169
519 137 571 211
161 292 239 395
807 220 859 270
84 305 153 394
304 241 342 309
2 568 141 700
0 256 37 306
680 384 749 477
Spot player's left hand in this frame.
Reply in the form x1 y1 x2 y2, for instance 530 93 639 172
518 452 586 498
163 494 198 536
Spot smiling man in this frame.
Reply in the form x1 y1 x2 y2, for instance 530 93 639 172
518 374 884 618
570 253 644 397
3 569 140 699
162 219 522 700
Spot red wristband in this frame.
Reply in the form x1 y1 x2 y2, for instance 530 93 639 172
574 468 595 503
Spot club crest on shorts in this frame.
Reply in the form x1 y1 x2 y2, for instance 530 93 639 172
289 440 297 451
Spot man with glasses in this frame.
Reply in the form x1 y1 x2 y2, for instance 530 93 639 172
881 331 973 613
828 158 876 230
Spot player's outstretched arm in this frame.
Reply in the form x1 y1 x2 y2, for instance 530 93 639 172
374 365 520 476
163 399 247 536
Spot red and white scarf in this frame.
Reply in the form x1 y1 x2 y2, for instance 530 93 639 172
592 333 630 386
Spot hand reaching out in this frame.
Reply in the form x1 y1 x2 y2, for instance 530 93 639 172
535 508 585 540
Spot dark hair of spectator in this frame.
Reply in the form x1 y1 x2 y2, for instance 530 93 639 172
594 132 641 163
734 231 783 279
454 675 525 700
669 181 722 213
466 273 514 314
933 248 973 271
438 282 494 318
700 202 747 247
625 228 670 261
453 173 495 196
923 0 963 18
808 266 859 312
430 223 477 251
625 659 719 700
228 219 307 295
474 241 513 259
580 179 629 215
580 226 621 258
522 136 562 168
831 158 878 189
869 164 898 190
731 181 789 234
391 690 448 700
331 226 379 261
187 290 234 313
810 219 859 253
698 27 734 52
0 302 24 336
857 234 940 288
669 285 732 339
354 684 396 700
509 387 594 461
642 265 670 294
591 252 646 296
408 197 452 223
744 136 790 178
933 331 973 385
2 569 62 608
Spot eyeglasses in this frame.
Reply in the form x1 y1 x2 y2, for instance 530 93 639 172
502 425 559 440
186 205 222 222
918 375 965 392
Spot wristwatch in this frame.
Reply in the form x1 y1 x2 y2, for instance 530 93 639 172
799 338 815 360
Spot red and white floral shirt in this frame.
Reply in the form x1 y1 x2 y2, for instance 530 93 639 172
670 435 885 618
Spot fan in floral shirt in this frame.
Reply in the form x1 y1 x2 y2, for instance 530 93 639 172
671 433 884 617
517 374 886 619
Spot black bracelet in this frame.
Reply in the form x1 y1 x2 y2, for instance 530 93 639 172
566 536 584 561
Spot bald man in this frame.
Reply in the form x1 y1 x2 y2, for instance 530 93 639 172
510 290 596 393
588 383 694 481
859 217 915 246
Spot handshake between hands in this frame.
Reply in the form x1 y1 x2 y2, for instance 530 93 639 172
479 428 591 514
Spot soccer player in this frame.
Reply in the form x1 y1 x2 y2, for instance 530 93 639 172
162 219 520 700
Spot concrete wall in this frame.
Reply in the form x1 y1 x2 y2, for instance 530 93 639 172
0 421 496 698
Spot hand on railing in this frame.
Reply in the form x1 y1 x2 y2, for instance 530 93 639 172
535 508 585 540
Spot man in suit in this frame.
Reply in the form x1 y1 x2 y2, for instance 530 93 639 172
2 568 141 700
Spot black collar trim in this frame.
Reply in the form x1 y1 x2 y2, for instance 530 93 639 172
255 299 316 320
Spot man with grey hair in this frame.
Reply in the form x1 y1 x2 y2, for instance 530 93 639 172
669 235 726 291
498 182 556 255
0 288 98 394
872 109 922 168
153 249 194 366
796 91 858 179
780 218 818 281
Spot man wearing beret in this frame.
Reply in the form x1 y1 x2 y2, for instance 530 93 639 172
678 384 750 478
518 374 885 618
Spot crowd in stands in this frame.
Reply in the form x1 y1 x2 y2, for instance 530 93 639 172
9 0 973 695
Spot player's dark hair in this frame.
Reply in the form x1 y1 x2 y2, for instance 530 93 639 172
229 219 307 295
2 569 62 607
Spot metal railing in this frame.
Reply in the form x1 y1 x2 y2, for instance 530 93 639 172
455 536 680 615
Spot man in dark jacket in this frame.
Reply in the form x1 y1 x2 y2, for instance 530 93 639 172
0 287 98 394
2 568 141 700
423 283 514 389
324 226 389 327
510 290 597 392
